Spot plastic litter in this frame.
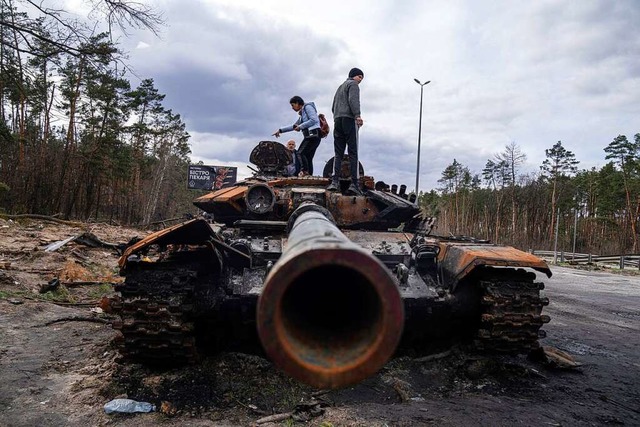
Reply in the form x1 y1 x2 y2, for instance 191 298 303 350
104 398 156 414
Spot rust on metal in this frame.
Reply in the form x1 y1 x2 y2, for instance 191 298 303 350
476 274 550 352
193 185 248 213
269 176 330 186
438 243 552 289
361 176 374 189
118 219 214 268
326 194 377 226
257 206 404 389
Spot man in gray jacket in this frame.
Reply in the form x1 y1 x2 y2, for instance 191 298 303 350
327 68 364 195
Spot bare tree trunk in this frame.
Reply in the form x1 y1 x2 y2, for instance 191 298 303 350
65 60 84 150
0 26 4 123
143 156 167 224
42 84 55 144
55 61 85 212
9 8 26 167
549 179 557 241
633 196 640 253
511 193 517 239
483 204 490 240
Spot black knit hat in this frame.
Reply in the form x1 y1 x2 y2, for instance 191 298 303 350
348 67 364 78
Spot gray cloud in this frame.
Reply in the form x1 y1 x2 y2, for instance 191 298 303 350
114 0 640 192
124 1 348 137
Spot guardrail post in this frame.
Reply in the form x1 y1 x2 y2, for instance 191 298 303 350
620 256 625 269
588 253 592 263
560 251 565 263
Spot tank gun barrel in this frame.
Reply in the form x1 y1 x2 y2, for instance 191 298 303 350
257 203 404 389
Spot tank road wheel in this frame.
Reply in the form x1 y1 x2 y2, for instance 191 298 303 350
110 261 202 365
475 268 550 353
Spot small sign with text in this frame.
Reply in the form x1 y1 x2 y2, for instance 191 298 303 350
187 165 237 190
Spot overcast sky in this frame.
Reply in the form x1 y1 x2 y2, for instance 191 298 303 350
103 0 638 191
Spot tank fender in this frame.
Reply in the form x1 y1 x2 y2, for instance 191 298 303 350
118 219 218 269
438 244 552 291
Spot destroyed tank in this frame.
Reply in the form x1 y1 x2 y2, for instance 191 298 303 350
110 140 552 389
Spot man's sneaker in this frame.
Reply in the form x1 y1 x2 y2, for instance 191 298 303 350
346 183 362 196
326 181 339 191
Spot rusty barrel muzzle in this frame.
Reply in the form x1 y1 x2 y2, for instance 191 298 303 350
257 204 404 389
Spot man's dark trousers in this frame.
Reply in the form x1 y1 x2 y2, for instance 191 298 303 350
332 117 359 184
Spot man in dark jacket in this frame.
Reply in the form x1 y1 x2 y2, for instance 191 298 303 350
284 139 302 176
327 67 364 195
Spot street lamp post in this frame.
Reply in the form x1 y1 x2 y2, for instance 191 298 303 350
413 78 430 197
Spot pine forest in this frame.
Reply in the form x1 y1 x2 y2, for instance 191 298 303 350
0 1 638 255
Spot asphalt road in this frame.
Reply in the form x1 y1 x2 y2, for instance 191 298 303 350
1 265 639 426
544 266 640 361
331 265 640 426
537 266 640 424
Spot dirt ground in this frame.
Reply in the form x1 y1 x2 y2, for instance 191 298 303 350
0 217 639 426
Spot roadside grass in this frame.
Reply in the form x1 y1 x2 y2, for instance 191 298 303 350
1 282 115 304
36 285 76 303
0 286 77 303
87 283 114 299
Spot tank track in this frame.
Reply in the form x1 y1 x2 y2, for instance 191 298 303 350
110 262 200 365
475 268 550 353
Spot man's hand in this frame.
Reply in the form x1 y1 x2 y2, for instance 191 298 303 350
356 117 364 127
293 125 300 132
272 130 281 138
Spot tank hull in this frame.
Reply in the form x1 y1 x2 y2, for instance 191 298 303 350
109 141 552 388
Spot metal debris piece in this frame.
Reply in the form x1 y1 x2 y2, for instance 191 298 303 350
44 236 77 252
256 412 292 424
75 232 120 249
414 349 452 363
384 376 413 402
39 278 60 293
542 346 582 369
530 346 582 369
44 232 123 253
99 296 113 313
160 401 178 416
